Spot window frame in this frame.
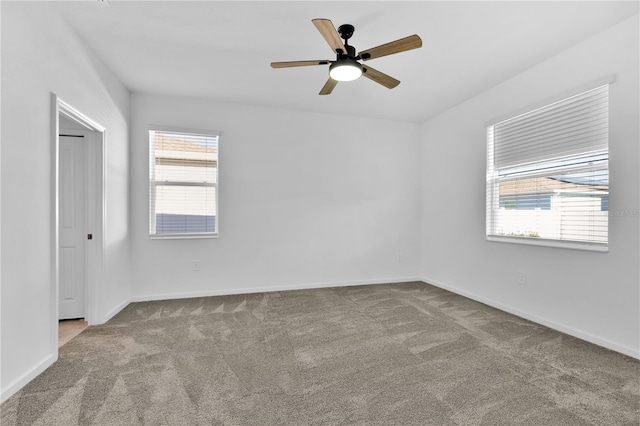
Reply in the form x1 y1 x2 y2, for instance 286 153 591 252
148 126 220 239
485 77 614 252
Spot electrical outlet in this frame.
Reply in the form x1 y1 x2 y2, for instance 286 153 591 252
517 271 527 285
192 260 200 271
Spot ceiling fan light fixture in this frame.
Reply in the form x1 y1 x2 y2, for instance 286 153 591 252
329 59 363 82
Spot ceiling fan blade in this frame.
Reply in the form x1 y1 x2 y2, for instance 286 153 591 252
359 35 422 61
362 65 400 89
312 18 347 54
319 78 338 95
271 60 331 69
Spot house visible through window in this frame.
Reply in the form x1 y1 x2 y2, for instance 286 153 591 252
486 83 609 249
149 128 219 238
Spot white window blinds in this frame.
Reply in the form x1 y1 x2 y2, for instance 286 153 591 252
486 84 609 250
149 129 219 237
493 85 609 169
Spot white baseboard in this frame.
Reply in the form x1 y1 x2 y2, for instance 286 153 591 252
1 353 57 403
104 297 132 323
131 276 423 303
422 276 640 360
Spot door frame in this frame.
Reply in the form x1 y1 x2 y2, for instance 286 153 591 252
52 94 106 348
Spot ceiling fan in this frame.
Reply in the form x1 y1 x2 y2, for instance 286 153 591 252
271 19 422 95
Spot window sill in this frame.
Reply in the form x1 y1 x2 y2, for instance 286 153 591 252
150 233 218 240
486 235 608 252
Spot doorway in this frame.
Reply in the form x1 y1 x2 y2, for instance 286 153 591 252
53 95 105 353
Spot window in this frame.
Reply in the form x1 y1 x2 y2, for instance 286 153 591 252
149 128 219 238
486 83 609 250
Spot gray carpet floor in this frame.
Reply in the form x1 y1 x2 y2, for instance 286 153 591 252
1 281 639 425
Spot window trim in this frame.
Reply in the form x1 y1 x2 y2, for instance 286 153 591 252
486 234 609 252
486 79 612 252
149 126 220 240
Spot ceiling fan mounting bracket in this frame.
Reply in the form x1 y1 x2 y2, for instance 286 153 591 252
337 24 355 41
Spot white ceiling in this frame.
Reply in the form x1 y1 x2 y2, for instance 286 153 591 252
52 1 638 123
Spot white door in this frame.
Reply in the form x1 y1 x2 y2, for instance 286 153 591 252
59 136 86 319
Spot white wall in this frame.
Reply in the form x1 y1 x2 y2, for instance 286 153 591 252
420 15 639 357
131 94 421 300
1 3 131 400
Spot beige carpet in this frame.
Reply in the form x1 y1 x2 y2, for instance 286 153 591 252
2 282 639 425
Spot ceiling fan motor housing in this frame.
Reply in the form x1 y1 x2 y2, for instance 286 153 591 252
340 44 357 59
